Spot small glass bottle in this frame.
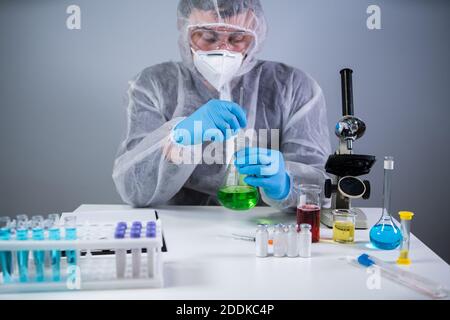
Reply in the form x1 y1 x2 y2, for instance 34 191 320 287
370 157 402 250
255 225 269 258
287 224 299 258
299 224 312 258
273 224 287 257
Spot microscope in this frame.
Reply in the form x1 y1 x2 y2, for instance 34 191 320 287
321 69 376 229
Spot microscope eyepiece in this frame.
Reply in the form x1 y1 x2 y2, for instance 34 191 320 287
340 69 354 117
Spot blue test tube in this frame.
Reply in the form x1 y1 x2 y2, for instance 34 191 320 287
48 218 61 282
31 216 45 282
64 216 77 266
0 217 13 283
16 219 29 283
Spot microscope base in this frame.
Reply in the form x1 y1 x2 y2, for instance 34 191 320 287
321 207 369 230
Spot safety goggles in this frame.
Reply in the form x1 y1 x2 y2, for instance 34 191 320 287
189 27 255 53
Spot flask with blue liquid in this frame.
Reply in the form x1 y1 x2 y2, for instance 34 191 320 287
370 156 402 250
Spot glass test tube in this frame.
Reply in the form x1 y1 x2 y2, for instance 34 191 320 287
64 216 77 266
45 214 60 269
31 216 45 282
0 217 13 283
48 217 61 282
16 218 30 282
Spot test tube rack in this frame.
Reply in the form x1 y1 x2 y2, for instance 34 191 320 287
0 221 164 294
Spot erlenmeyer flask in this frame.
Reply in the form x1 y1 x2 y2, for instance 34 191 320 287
217 132 259 211
370 156 402 250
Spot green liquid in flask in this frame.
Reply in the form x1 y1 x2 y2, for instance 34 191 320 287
217 186 259 211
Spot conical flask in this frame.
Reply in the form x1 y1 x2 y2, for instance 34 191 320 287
217 131 259 211
369 156 402 250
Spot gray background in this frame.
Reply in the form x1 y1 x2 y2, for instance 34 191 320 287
0 0 449 262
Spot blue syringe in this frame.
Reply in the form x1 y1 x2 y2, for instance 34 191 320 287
347 253 448 299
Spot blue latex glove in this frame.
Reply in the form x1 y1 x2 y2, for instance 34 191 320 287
173 99 247 146
235 148 291 201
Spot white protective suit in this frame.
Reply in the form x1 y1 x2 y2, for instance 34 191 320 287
112 0 332 213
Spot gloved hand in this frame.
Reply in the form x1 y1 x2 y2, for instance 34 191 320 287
235 148 291 200
173 99 247 146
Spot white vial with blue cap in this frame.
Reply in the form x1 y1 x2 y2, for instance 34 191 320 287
64 216 78 266
114 222 127 279
131 222 142 278
146 221 157 277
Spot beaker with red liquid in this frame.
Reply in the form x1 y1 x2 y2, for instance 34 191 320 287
296 185 321 243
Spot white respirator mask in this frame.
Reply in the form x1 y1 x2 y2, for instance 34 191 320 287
192 49 244 92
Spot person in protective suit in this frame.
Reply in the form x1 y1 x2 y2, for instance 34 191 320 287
112 0 331 213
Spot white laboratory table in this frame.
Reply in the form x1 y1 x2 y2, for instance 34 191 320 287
2 205 449 300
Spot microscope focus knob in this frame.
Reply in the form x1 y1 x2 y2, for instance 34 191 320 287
325 179 333 198
363 180 371 200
